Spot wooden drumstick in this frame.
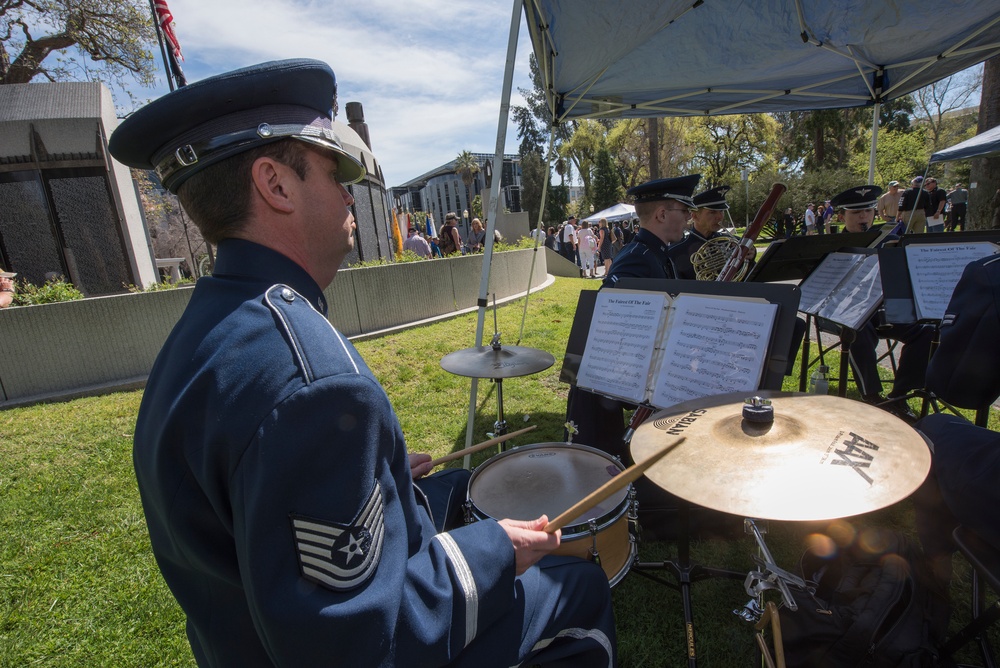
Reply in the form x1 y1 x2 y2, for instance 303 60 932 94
428 425 537 467
544 437 685 534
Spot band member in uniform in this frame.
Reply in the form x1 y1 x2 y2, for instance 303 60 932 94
667 185 731 280
567 175 701 537
827 186 934 421
914 254 1000 592
602 174 701 288
111 59 615 667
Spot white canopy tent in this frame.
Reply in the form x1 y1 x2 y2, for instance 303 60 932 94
930 124 1000 163
464 0 1000 460
583 202 635 224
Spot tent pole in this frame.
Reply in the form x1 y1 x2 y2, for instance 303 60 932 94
518 129 556 344
868 102 880 184
463 0 524 469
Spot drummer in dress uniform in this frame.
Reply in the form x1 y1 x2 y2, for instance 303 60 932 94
667 185 732 280
111 58 614 668
603 174 701 288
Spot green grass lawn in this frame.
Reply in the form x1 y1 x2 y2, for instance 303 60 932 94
1 276 995 666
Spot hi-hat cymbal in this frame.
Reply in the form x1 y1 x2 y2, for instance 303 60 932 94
630 390 931 522
440 345 555 379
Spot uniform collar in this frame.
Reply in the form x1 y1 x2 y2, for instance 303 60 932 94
212 238 329 315
634 227 669 253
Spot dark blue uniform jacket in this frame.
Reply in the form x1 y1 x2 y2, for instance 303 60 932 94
133 239 515 667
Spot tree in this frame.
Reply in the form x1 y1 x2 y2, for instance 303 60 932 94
848 127 929 186
1 0 157 92
454 150 480 216
970 55 1000 230
688 114 779 187
591 145 622 212
912 66 983 150
134 169 208 277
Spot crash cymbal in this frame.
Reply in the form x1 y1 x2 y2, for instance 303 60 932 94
630 390 931 522
440 345 555 379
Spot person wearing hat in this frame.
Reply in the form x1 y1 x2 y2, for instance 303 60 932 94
0 268 16 308
877 181 901 223
897 176 928 234
666 184 738 280
825 186 933 421
111 59 614 667
602 174 701 288
438 212 462 255
402 226 431 258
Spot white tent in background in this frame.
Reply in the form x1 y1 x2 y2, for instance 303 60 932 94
930 124 1000 164
583 203 636 224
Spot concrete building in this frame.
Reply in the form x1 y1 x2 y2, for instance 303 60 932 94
389 153 522 241
0 81 158 293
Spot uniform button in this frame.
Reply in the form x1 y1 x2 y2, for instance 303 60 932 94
281 288 295 303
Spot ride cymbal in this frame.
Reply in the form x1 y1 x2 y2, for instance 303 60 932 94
630 391 931 521
440 345 555 379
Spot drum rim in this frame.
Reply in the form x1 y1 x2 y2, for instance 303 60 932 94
468 442 630 537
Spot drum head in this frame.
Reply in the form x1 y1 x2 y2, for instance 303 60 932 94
469 443 626 526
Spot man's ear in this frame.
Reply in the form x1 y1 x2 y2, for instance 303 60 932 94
250 156 296 214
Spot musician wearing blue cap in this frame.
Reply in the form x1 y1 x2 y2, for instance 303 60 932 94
112 59 614 667
667 185 736 280
602 174 701 288
826 186 934 421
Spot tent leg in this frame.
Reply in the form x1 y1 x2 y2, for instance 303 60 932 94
463 0 524 470
868 102 879 185
518 130 557 344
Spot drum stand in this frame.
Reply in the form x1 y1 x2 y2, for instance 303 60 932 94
630 502 747 668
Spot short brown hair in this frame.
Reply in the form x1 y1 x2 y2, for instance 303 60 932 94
177 139 310 244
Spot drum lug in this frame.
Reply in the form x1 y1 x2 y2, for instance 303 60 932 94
627 488 641 546
587 519 602 567
463 499 473 525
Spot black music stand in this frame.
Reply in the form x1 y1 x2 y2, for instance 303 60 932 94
794 248 882 398
877 237 1000 423
746 230 883 284
561 278 801 668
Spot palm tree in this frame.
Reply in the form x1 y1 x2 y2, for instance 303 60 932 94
455 151 481 221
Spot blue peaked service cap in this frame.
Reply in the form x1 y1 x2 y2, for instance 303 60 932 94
692 185 731 210
831 185 883 210
109 59 366 193
627 175 701 208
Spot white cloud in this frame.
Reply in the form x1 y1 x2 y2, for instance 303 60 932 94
151 0 534 186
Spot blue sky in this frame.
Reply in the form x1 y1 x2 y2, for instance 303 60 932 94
136 0 534 189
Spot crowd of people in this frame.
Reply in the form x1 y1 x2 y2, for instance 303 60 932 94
545 214 635 278
777 177 969 238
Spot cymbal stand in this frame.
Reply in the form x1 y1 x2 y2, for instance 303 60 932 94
489 295 509 440
631 502 746 668
733 519 810 668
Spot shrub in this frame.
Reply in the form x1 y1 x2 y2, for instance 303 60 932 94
127 278 196 293
12 277 85 306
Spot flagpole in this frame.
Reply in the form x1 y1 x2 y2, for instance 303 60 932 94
148 0 176 91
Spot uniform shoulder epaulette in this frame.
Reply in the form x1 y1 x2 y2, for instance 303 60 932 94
264 284 361 383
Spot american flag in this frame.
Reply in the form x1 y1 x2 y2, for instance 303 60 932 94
153 0 184 62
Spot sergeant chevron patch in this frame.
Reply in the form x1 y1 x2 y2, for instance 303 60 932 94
290 480 385 591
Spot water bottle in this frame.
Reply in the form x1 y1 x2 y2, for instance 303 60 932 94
809 365 830 395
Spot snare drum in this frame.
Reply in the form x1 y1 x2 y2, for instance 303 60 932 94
466 442 637 586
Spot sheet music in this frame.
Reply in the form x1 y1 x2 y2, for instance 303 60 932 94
817 254 882 330
905 243 999 321
797 253 864 314
650 295 777 409
576 290 669 404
